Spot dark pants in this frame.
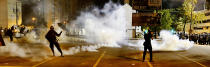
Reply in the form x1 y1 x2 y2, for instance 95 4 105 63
9 36 13 41
49 40 63 56
143 42 152 61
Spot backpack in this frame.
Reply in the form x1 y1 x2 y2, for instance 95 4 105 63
45 31 53 41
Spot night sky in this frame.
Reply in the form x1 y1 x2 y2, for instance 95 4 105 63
162 0 206 11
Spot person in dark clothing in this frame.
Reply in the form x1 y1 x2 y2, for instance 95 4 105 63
45 26 63 57
7 29 13 41
4 28 8 36
142 29 153 62
0 32 5 46
11 26 15 31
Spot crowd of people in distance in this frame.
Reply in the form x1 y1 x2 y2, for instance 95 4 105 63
0 25 29 40
178 33 210 45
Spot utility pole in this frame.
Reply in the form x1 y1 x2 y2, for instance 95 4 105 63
204 0 206 10
189 8 192 34
16 0 18 25
189 1 194 34
183 16 186 34
42 0 45 23
53 0 55 25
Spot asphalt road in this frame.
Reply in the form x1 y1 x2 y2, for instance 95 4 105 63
0 39 210 67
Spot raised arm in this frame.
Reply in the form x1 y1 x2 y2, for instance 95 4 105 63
53 30 62 36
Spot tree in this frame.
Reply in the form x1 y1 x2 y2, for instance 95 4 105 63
158 9 173 30
183 0 197 18
182 0 206 33
171 15 184 31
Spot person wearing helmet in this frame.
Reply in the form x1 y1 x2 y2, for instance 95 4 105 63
142 29 153 62
45 26 63 57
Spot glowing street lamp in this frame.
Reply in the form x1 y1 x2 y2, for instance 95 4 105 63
32 17 36 22
63 21 67 24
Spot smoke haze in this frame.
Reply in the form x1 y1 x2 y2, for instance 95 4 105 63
0 1 194 61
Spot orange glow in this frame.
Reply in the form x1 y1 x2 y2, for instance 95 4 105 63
64 21 67 24
32 17 36 21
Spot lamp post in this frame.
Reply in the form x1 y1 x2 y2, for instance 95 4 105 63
16 0 18 25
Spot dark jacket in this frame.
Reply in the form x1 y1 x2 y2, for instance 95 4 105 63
0 33 5 46
45 29 62 42
7 29 13 36
143 31 152 46
144 33 152 42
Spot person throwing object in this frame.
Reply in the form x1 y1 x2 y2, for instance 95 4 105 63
45 26 63 57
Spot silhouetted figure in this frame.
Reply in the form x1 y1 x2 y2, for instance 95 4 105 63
0 32 5 46
143 30 153 62
4 28 8 36
7 29 13 41
20 26 25 34
45 26 63 57
11 26 15 31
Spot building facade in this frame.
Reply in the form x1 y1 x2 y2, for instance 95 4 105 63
131 0 161 26
0 0 22 28
128 0 161 38
186 10 210 34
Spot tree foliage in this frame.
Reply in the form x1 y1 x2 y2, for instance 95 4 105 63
173 17 185 31
182 0 206 23
183 0 197 16
158 9 173 30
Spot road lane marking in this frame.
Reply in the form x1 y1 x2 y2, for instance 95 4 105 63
32 57 56 67
177 54 207 67
140 52 153 67
146 53 153 67
147 62 153 67
93 51 106 67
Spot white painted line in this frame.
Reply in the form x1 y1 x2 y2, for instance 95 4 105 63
177 54 207 67
32 57 56 67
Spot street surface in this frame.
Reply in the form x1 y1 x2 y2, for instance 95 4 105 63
0 38 209 67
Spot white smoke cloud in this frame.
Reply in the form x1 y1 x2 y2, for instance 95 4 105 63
156 30 194 51
0 40 27 57
71 2 128 46
0 39 50 61
67 2 194 52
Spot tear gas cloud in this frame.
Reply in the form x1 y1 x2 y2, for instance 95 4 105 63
0 39 50 61
71 2 128 47
127 30 194 51
70 2 194 51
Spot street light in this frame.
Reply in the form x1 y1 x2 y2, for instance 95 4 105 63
32 17 36 23
63 21 67 24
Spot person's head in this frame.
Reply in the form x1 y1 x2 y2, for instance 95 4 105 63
144 29 148 34
148 29 151 33
50 26 54 30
